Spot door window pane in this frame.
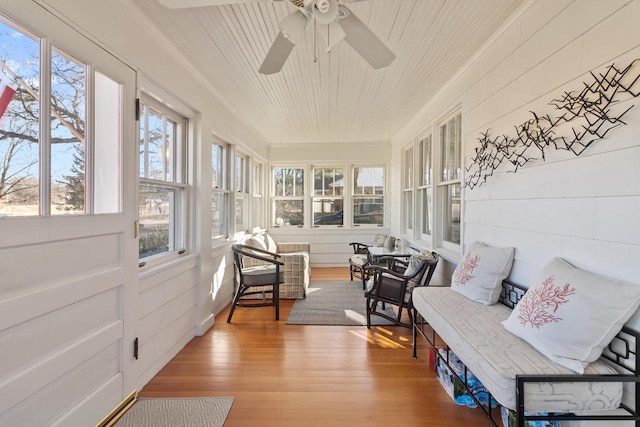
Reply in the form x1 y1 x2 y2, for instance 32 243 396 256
0 21 40 216
94 71 121 214
50 48 86 215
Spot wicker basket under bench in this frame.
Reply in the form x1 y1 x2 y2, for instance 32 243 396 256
412 280 640 426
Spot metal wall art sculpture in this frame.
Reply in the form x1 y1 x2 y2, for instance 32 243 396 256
465 59 640 189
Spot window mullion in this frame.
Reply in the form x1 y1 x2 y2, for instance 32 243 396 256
40 37 51 216
85 65 95 214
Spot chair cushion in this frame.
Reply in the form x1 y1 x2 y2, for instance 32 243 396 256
503 257 640 373
264 233 278 253
245 236 268 251
241 264 285 286
350 254 368 267
451 241 515 305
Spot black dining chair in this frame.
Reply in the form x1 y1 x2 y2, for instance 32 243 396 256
364 251 439 328
227 244 285 323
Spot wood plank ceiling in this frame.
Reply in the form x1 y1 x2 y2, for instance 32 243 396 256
126 0 527 144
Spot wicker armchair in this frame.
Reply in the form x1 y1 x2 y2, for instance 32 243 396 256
243 233 310 299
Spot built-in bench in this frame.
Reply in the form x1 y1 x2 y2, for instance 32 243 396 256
412 280 640 426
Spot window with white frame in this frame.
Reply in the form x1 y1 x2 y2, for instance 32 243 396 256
0 17 122 217
234 152 248 232
438 112 462 247
352 165 384 227
252 161 264 229
211 140 229 240
312 166 344 226
402 146 413 235
272 167 304 227
138 97 187 259
417 134 432 242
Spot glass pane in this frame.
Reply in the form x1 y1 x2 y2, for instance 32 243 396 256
212 143 222 188
235 194 246 231
313 198 343 225
353 197 383 226
139 184 177 258
212 191 227 239
0 21 40 216
419 135 432 186
313 167 343 196
94 71 121 214
443 183 461 244
235 155 245 193
50 48 86 215
441 114 461 182
353 166 384 195
273 199 303 226
403 147 413 189
146 108 165 180
403 191 413 231
420 187 432 236
273 168 303 197
165 119 175 182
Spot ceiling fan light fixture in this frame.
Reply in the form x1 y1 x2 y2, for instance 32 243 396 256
279 10 309 42
313 0 339 25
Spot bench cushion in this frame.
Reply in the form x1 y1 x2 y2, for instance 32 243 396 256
413 286 622 412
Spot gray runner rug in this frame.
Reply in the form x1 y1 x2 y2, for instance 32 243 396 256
286 281 397 326
114 397 233 427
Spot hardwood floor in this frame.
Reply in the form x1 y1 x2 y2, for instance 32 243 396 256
139 267 490 426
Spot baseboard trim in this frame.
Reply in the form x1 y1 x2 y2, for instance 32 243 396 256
195 313 215 336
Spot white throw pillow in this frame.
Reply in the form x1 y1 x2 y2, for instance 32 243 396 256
502 257 640 373
450 241 515 305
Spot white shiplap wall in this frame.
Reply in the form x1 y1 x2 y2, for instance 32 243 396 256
391 0 640 322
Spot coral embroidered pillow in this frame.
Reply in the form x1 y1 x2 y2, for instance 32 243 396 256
502 258 640 374
450 241 515 305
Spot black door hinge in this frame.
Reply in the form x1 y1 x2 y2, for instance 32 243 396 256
134 337 139 360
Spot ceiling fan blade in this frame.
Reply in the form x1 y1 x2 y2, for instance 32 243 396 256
157 0 275 9
338 6 395 69
259 32 296 75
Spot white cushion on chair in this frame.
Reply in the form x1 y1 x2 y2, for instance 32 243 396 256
350 254 367 267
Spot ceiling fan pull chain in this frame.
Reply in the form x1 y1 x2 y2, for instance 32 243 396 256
313 19 318 63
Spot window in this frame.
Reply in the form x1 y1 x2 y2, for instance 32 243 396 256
312 166 344 226
212 140 229 240
235 152 248 232
402 146 413 234
352 165 384 227
438 112 462 247
417 134 432 241
0 17 121 217
252 161 264 229
138 97 187 259
271 167 304 227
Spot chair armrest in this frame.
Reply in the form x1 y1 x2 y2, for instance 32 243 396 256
349 242 369 254
277 242 310 254
234 244 284 266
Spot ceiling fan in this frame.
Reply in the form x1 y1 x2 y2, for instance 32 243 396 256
156 0 396 75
